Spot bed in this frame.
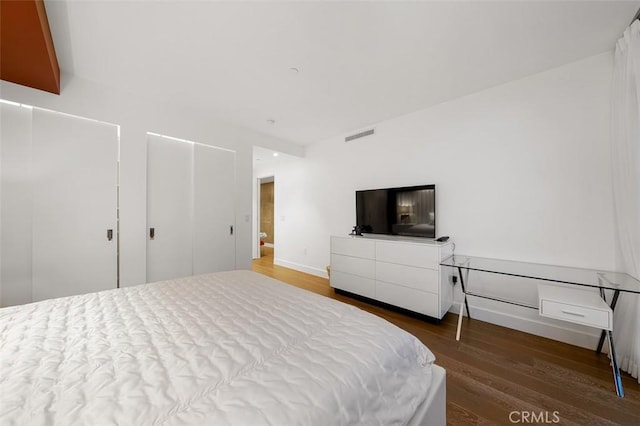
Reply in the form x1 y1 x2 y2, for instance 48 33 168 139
0 270 445 425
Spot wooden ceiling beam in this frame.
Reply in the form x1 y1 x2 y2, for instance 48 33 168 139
1 0 60 94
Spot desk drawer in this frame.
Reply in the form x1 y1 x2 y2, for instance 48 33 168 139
540 300 612 330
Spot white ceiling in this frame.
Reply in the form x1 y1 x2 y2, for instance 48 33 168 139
45 1 639 145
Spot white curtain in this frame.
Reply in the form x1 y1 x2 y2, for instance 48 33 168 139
611 20 640 383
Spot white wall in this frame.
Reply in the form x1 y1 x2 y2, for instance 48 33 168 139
1 74 304 290
262 52 618 348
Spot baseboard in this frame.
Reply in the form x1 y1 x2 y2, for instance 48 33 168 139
273 258 328 279
450 301 604 352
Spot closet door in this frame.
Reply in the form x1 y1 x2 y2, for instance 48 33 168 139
146 134 194 283
193 145 236 274
0 103 33 307
31 109 118 301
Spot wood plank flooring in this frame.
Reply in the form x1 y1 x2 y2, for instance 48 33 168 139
253 247 640 425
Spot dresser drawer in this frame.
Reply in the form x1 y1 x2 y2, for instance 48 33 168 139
538 284 612 331
376 261 439 293
375 241 439 269
375 281 439 317
331 254 375 279
330 271 375 299
331 236 375 259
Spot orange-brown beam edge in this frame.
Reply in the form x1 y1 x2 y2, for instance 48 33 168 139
1 0 61 95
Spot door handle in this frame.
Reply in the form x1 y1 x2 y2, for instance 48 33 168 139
107 229 113 241
150 227 155 240
561 310 585 317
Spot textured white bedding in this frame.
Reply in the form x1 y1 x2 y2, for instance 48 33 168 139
0 270 435 425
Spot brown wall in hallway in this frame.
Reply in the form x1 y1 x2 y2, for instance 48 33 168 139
260 181 274 244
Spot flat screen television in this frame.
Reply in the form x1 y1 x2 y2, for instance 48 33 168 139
356 184 436 238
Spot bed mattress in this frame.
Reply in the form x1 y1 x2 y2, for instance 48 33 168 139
1 270 436 425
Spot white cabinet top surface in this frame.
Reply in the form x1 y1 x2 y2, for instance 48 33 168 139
333 234 451 247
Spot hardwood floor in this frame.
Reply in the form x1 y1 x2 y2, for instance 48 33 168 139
253 247 640 425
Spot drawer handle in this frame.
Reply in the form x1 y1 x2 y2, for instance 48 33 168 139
561 310 585 317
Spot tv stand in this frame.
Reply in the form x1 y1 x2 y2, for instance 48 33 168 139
330 235 454 320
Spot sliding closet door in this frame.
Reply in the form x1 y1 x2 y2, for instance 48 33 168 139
31 109 118 301
0 103 33 307
193 145 236 274
146 134 194 283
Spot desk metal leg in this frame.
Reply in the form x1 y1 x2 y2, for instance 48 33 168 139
456 292 466 341
455 266 470 341
606 329 625 398
457 266 471 318
597 289 620 354
597 288 624 398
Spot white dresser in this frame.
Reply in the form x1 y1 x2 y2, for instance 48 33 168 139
330 235 454 320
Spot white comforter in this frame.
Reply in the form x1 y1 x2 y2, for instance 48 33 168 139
0 270 435 425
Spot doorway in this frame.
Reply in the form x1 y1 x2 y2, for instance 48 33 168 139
259 176 274 262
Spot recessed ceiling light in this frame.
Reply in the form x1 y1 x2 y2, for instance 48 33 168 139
267 119 276 125
273 153 279 157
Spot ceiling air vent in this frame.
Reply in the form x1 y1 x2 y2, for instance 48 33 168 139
345 128 374 142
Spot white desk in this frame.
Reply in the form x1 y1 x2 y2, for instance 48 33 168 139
440 255 640 398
